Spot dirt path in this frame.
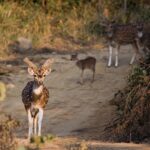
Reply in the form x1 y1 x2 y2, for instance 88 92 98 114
17 137 150 150
1 47 149 149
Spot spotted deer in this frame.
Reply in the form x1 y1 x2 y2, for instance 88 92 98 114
22 57 54 139
105 23 142 67
136 23 150 55
72 54 96 84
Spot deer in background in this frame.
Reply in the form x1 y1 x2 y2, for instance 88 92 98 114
22 57 54 139
136 23 150 55
105 22 142 67
71 53 96 84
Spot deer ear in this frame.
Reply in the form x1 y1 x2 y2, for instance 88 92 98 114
44 68 52 75
28 67 34 76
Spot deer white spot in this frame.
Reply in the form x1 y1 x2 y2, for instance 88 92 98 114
108 32 113 38
33 85 43 95
108 46 113 67
138 32 143 38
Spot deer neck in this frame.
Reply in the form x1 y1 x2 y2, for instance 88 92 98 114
107 32 113 38
33 81 44 96
138 31 143 38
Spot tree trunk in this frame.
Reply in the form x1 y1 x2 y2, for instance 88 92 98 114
42 0 48 14
124 0 127 14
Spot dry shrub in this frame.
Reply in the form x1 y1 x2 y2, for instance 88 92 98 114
0 114 19 150
66 141 88 150
108 54 150 142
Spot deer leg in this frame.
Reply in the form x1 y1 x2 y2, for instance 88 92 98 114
145 47 150 55
38 108 43 136
33 114 38 136
130 53 136 65
136 39 147 57
27 109 33 139
92 68 95 82
130 43 139 65
115 44 120 67
33 109 39 136
108 45 113 67
80 70 84 84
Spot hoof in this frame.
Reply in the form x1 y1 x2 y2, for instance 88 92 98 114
107 65 111 68
91 80 95 83
77 81 83 85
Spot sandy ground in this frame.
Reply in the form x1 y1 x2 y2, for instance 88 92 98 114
0 47 149 149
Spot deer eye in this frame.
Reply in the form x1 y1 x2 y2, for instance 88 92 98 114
43 75 46 77
34 74 37 77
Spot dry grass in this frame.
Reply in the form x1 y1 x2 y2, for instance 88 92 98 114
0 114 19 150
0 1 100 59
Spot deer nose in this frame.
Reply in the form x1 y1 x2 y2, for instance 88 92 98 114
38 75 42 78
37 80 43 84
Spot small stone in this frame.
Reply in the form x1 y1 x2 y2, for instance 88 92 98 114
17 37 32 52
0 82 6 101
6 64 12 68
8 37 32 53
52 51 57 55
20 70 26 73
17 146 26 150
6 83 15 89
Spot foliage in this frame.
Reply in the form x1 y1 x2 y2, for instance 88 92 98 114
30 134 55 144
108 54 150 142
0 1 99 60
101 0 150 23
138 7 150 22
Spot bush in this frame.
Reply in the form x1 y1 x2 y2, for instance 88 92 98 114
108 55 150 142
0 114 19 150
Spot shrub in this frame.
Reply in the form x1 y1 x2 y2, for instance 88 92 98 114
0 114 19 150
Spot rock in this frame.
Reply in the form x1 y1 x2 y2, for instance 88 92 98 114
6 64 12 68
52 51 57 55
70 53 78 61
19 70 26 73
8 37 32 53
0 82 6 101
17 37 32 51
17 146 26 150
6 83 15 89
